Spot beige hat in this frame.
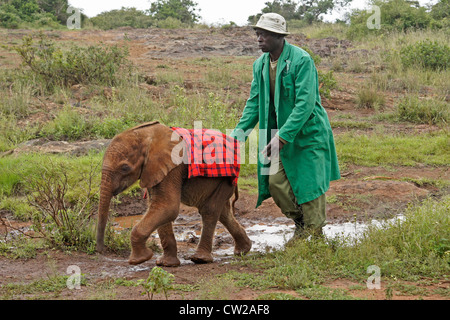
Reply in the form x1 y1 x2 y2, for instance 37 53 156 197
252 13 290 35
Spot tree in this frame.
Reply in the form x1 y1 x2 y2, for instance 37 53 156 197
36 0 70 24
431 0 448 18
90 7 154 30
0 0 73 28
149 0 200 24
248 0 353 25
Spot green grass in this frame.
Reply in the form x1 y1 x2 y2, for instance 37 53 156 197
0 274 72 299
335 130 449 167
236 195 449 291
0 153 103 197
396 95 449 125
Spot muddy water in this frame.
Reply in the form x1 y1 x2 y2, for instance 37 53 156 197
113 214 405 258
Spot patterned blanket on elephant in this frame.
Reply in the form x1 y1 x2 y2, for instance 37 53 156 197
171 127 240 185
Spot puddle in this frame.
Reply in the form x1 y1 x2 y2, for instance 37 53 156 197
245 215 405 252
113 214 405 261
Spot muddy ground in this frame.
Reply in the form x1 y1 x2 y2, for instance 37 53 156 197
0 27 448 301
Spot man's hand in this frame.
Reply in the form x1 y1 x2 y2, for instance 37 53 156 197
262 135 286 159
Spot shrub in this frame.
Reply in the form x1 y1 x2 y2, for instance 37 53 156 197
90 7 154 30
13 33 132 91
154 16 187 29
0 0 69 29
0 7 21 28
400 39 450 71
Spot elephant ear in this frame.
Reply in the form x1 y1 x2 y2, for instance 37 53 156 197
139 124 183 189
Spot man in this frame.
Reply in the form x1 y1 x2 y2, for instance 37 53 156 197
230 13 340 240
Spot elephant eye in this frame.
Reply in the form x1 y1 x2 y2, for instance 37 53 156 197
120 164 131 173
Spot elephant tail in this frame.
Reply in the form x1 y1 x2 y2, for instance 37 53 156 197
232 185 239 216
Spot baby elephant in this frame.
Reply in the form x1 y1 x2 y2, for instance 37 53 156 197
96 121 251 266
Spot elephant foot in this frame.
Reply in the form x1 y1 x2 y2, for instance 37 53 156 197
190 251 213 264
156 255 181 267
234 237 252 256
128 247 153 265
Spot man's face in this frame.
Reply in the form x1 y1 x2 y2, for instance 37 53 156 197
255 28 283 53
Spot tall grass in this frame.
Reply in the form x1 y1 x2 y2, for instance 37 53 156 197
396 95 449 125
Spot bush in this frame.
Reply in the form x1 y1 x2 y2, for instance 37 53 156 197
0 7 21 28
0 0 69 29
32 12 61 29
13 33 132 91
154 17 187 29
90 7 154 30
400 39 450 71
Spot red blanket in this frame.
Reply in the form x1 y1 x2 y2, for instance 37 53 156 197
171 127 240 185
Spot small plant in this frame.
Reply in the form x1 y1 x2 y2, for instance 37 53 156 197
138 267 175 300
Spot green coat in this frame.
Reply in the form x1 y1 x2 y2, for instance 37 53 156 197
231 41 340 207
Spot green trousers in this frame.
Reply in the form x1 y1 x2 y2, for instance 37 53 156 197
268 156 326 238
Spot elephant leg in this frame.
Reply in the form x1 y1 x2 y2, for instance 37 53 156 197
128 166 183 266
156 222 181 267
189 179 233 264
190 205 220 264
219 200 252 256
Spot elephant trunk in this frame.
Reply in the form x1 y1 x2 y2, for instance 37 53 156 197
96 174 113 253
